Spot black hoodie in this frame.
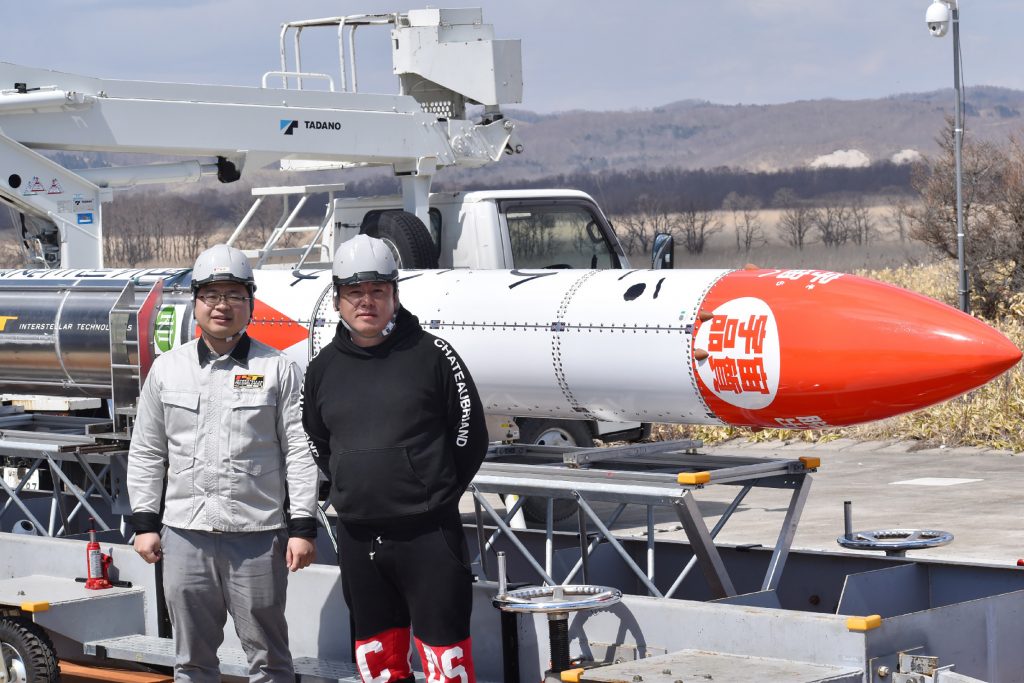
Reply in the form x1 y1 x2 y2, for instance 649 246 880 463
302 307 489 525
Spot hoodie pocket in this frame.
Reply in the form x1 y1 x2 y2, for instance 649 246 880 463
331 446 429 520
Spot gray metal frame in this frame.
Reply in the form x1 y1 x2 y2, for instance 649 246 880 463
0 422 814 601
470 440 815 600
5 424 1024 680
0 414 124 537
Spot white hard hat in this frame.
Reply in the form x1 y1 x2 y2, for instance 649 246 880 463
332 235 399 287
191 244 256 293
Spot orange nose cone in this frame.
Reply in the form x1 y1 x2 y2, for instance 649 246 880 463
692 269 1022 429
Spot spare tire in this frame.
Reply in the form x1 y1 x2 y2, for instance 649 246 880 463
360 211 438 269
516 419 596 524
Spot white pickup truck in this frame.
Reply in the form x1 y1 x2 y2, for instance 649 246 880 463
245 185 661 449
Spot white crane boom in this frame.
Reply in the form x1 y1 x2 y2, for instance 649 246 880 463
0 7 522 268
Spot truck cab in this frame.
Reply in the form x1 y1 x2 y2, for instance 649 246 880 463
330 189 627 272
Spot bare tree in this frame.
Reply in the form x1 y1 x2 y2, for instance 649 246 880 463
104 194 158 266
814 203 849 248
178 199 211 263
773 188 814 250
677 204 722 256
907 120 1024 317
846 199 874 246
616 194 677 256
887 200 912 244
722 191 767 254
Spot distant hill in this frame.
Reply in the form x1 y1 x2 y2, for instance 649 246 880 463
446 86 1024 183
26 87 1024 191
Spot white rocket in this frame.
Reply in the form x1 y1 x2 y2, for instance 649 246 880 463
0 266 1018 429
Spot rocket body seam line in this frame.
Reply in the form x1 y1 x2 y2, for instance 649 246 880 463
425 323 691 332
550 270 598 420
308 283 334 361
688 269 735 422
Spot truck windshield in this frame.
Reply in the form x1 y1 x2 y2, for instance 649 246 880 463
505 204 618 269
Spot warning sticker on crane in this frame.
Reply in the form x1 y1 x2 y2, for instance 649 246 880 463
21 176 45 195
47 179 63 195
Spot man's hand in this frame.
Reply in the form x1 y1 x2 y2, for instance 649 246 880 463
286 537 316 572
134 532 162 564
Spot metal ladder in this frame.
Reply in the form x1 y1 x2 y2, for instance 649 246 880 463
226 183 345 269
107 280 159 437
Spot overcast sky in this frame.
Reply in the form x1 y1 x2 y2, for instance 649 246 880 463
3 1 1021 113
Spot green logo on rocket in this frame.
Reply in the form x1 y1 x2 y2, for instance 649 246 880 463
154 306 177 353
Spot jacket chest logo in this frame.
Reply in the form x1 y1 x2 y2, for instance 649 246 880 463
233 374 265 389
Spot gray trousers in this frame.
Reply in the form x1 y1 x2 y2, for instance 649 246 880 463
161 527 293 683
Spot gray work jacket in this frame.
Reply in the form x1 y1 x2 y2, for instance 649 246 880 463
127 334 318 533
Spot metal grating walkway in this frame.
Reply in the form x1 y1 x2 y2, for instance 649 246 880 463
85 635 364 680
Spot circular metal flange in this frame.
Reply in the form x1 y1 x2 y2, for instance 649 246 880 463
837 529 954 552
492 584 622 614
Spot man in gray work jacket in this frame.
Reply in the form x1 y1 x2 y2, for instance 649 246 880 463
128 244 319 683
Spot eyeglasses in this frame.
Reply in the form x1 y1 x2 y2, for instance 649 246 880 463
339 288 392 305
196 293 250 306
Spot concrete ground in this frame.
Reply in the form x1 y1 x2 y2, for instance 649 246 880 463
693 438 1023 565
474 438 1024 567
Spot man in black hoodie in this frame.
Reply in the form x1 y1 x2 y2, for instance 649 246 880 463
302 234 489 683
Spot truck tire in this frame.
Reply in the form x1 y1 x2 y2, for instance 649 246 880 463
0 617 60 683
516 419 595 524
360 211 439 269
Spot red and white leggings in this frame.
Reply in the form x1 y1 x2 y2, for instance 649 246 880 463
355 627 475 683
338 513 477 683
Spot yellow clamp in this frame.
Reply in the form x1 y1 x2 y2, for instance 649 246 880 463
561 668 585 682
846 614 882 632
799 456 821 470
20 601 49 613
677 471 711 486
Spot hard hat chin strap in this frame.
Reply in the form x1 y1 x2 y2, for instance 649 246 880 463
341 310 399 339
381 314 397 337
203 326 247 346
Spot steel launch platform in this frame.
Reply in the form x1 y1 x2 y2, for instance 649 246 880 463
1 411 1022 682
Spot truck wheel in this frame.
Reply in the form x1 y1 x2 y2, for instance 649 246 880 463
0 617 60 683
361 211 439 269
516 419 595 524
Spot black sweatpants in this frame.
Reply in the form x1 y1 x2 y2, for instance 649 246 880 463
337 510 474 646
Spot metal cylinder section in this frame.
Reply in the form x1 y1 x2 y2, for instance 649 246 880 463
0 279 123 395
0 272 190 397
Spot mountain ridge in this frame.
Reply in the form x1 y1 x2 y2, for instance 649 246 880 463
451 86 1024 183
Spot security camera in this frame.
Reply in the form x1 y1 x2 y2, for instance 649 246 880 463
926 0 951 37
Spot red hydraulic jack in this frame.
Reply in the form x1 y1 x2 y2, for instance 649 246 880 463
84 520 112 590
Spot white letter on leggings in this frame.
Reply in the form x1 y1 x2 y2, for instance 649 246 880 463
356 640 390 683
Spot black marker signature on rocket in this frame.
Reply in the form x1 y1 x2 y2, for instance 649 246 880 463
623 283 646 301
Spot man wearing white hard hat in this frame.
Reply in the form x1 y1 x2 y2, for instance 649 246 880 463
303 235 488 683
128 243 319 682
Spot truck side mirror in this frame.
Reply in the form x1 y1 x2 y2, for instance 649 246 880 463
652 233 674 270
